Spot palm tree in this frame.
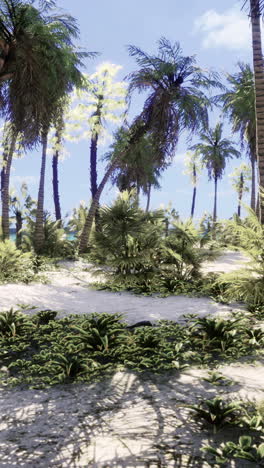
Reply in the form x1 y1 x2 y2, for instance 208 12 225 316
112 134 164 210
0 0 93 252
229 163 251 217
79 38 221 252
191 123 240 222
69 64 126 199
183 151 203 218
243 0 264 222
0 123 20 240
216 63 257 211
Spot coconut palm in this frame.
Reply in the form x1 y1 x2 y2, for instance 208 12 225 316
183 151 203 218
242 0 264 222
216 63 257 211
79 38 221 252
191 123 240 223
0 122 22 240
112 134 164 211
229 163 251 217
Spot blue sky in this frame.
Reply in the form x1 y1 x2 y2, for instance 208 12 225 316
10 0 256 221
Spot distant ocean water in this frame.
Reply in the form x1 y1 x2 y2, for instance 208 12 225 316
9 232 76 241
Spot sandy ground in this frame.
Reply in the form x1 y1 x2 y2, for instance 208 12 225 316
0 250 263 467
0 251 249 322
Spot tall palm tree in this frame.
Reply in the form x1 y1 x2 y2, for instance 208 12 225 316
0 0 93 252
112 134 164 210
183 151 203 218
0 122 19 240
243 0 264 222
191 123 240 222
216 63 257 211
229 163 251 217
79 38 221 252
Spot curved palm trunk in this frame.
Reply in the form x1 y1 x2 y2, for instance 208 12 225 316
250 0 264 223
145 183 151 212
52 130 62 221
1 133 17 240
79 158 118 253
191 163 197 218
213 176 218 223
34 130 48 253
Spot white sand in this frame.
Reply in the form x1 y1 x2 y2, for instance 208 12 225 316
0 251 248 322
0 250 263 467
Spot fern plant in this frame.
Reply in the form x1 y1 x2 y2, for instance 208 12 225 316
0 241 35 283
217 207 264 307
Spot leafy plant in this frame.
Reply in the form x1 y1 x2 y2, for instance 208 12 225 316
0 308 34 337
186 396 242 433
34 310 58 326
0 241 35 283
203 436 264 465
203 371 234 386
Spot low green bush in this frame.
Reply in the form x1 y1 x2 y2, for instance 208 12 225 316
0 240 35 283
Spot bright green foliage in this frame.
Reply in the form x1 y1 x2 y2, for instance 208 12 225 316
0 240 35 283
216 207 264 308
91 192 218 295
204 436 264 465
68 202 89 238
186 396 242 433
90 190 163 283
0 308 34 337
23 215 76 258
1 310 262 389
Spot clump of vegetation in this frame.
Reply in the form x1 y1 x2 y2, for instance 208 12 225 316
0 241 35 283
186 396 242 433
1 309 263 389
90 191 219 296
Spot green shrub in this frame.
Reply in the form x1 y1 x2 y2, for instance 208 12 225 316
0 240 35 283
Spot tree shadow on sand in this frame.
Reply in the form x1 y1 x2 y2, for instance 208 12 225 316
1 365 257 467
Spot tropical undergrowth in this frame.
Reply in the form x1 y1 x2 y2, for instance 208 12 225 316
215 208 264 312
89 191 220 296
0 308 263 389
0 240 49 284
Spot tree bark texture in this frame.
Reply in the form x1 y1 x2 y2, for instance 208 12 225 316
250 0 264 223
79 159 119 253
213 176 218 223
52 130 62 221
16 211 23 248
250 155 256 211
34 130 48 253
145 183 151 212
1 133 17 240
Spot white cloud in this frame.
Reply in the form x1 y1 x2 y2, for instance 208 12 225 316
194 7 252 50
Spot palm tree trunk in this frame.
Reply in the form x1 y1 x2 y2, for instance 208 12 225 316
191 163 197 218
145 183 151 212
213 176 218 223
90 131 98 198
79 158 119 253
1 133 17 240
16 211 23 248
34 130 48 253
52 130 62 221
250 0 264 223
238 173 244 218
250 156 256 211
